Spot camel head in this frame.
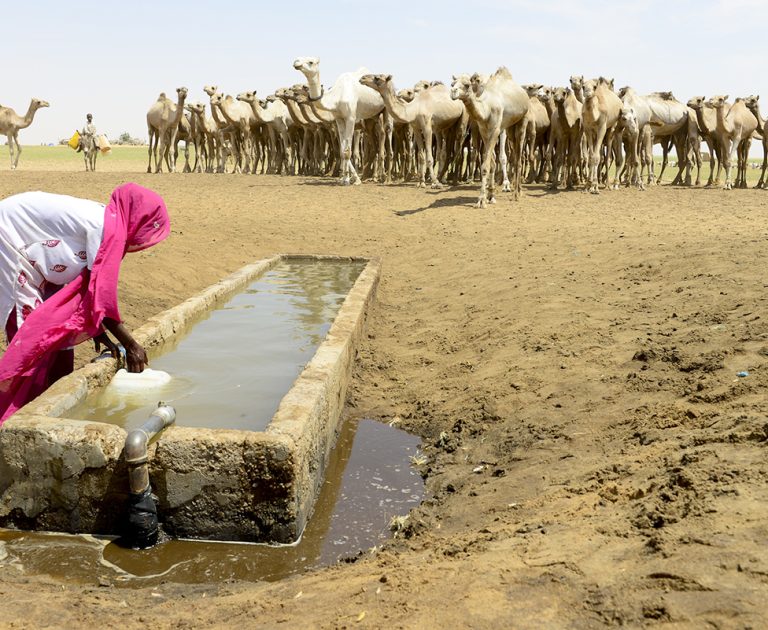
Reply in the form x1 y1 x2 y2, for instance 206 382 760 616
290 84 311 104
176 87 189 100
619 106 639 133
359 74 392 92
265 94 277 103
293 57 320 78
203 85 218 97
582 79 598 99
552 87 571 104
185 102 206 117
743 95 760 113
569 76 584 93
686 96 706 110
31 98 50 111
274 87 292 101
397 88 416 102
470 73 490 97
539 86 554 103
598 77 614 91
617 86 631 99
236 91 257 104
210 92 224 107
413 80 431 93
707 95 729 109
450 74 473 101
522 84 544 98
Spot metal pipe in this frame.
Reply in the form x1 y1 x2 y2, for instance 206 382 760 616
122 403 176 549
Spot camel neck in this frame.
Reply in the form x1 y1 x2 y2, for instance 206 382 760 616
18 102 40 129
378 84 415 124
284 99 308 125
304 73 334 112
714 104 732 133
210 102 227 129
307 100 335 123
172 95 186 125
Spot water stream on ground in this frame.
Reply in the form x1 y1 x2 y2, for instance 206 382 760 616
0 417 423 585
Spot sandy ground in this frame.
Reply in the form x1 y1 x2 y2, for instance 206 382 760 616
1 167 768 629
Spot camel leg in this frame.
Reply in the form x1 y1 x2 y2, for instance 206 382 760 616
498 129 511 193
756 140 768 189
477 128 501 208
587 124 607 194
722 139 734 190
511 121 527 201
9 133 22 170
423 123 442 189
336 118 358 186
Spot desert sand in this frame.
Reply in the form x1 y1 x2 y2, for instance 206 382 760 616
1 162 767 628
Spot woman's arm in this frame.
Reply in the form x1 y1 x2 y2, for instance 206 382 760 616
101 317 148 372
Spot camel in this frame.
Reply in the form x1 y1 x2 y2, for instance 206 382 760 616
618 87 691 185
146 87 187 173
293 56 384 185
184 102 219 173
237 91 295 174
450 68 530 207
707 95 759 189
743 95 767 188
210 92 256 174
548 86 582 189
0 98 49 169
521 84 551 183
687 96 724 186
580 78 622 193
359 74 466 188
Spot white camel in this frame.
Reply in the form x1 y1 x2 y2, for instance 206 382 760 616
293 56 384 185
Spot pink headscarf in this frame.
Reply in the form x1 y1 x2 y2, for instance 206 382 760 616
0 183 170 422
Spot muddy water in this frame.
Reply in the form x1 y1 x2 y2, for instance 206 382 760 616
68 259 365 431
0 418 423 585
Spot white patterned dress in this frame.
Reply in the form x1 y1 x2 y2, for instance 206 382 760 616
0 191 105 334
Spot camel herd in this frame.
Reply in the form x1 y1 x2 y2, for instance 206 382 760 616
5 58 768 206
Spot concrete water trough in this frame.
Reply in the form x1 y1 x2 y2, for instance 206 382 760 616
0 254 380 544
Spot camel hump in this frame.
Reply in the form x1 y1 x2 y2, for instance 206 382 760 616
158 92 167 100
493 66 513 80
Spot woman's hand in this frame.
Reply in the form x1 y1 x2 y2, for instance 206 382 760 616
101 317 149 373
124 340 149 373
93 332 121 363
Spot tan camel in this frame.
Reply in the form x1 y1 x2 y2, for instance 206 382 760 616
0 98 49 169
707 95 759 189
581 78 622 193
210 92 256 174
237 91 295 174
450 68 530 207
146 87 187 173
743 95 767 188
687 96 724 186
293 56 384 185
521 84 551 183
359 74 465 188
548 87 582 189
184 102 219 173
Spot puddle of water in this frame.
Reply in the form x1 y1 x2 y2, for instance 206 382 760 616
68 260 365 431
0 418 424 586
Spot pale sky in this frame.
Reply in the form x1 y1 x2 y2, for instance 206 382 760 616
4 0 767 148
